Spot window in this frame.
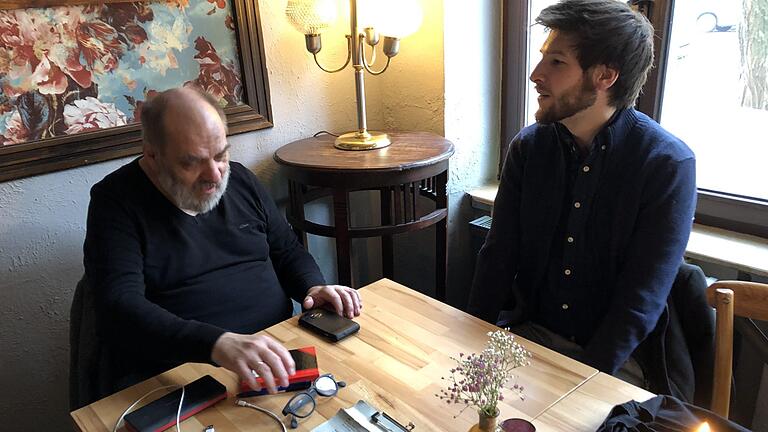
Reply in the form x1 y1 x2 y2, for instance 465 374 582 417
642 0 768 237
501 0 768 237
525 0 561 126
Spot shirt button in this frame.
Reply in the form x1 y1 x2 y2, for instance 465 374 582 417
567 236 574 243
574 201 581 209
582 166 590 173
601 145 606 150
564 268 572 276
562 303 570 310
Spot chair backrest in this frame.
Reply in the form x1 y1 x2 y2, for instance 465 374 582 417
69 275 113 410
706 281 768 417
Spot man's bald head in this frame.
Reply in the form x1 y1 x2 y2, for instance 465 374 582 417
138 87 231 215
140 87 227 151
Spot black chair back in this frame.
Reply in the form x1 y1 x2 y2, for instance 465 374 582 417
69 275 113 410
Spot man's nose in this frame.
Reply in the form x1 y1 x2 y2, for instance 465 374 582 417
530 60 543 83
204 160 223 183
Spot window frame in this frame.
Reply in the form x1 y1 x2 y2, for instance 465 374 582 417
500 0 768 238
499 0 529 177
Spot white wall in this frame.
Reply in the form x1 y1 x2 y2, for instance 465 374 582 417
0 0 501 427
362 0 501 304
442 0 502 305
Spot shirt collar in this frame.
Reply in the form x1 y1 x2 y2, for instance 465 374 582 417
556 107 635 153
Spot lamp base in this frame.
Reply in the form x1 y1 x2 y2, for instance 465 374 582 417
334 131 391 150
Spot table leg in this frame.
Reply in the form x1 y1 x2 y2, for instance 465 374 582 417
435 171 448 302
288 181 308 248
380 187 394 279
333 190 353 287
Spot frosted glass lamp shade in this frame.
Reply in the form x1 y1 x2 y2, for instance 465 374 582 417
375 0 422 38
286 0 338 35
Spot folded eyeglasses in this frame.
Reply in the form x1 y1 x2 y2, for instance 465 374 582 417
282 373 346 429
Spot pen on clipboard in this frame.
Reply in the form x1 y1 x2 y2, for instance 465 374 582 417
370 411 415 431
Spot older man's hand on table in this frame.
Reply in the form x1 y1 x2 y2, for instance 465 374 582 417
211 333 295 394
302 285 362 319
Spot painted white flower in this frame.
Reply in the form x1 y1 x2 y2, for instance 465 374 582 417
1 109 29 145
63 97 127 134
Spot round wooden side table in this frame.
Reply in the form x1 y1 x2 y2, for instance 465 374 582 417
274 131 455 300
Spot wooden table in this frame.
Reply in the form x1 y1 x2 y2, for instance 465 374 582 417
71 279 651 431
533 372 654 431
274 132 454 300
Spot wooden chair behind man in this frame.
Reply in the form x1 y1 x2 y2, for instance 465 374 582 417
706 280 768 417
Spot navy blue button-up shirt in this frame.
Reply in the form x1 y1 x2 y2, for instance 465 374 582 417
468 108 696 374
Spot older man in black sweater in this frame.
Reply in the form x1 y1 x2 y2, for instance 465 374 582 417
84 88 361 394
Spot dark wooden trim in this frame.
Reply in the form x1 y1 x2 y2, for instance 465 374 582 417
380 187 394 279
277 133 452 293
1 1 134 8
0 0 273 182
236 0 273 124
499 0 529 177
696 190 768 239
435 170 448 302
633 0 673 120
287 208 447 239
277 161 450 191
288 180 308 246
332 190 352 287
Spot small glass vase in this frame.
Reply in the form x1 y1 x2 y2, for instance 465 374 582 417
469 409 499 432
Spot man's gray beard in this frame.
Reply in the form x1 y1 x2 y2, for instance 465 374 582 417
156 163 230 214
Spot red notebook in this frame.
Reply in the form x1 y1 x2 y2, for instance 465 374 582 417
237 346 319 397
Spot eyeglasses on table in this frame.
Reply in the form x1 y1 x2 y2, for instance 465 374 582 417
281 373 346 429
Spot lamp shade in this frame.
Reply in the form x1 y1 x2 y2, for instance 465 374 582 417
286 0 338 35
374 0 422 38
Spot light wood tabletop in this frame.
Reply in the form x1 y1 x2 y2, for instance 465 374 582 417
71 278 650 431
533 372 655 431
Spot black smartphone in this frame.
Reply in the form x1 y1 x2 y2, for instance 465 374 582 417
299 309 360 341
124 375 226 432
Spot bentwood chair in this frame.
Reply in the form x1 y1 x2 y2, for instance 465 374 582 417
706 281 768 417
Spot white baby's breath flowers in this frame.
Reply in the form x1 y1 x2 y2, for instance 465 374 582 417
437 329 533 418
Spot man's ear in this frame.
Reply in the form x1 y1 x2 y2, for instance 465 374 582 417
592 65 619 92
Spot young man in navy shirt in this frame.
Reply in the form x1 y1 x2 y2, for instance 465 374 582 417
468 0 696 386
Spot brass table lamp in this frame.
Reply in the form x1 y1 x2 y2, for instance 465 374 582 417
285 0 422 150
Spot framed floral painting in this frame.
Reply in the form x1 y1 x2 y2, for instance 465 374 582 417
0 0 272 182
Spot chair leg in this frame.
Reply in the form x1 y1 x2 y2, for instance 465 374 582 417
711 288 734 417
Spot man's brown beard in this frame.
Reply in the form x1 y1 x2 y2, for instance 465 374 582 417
535 75 597 124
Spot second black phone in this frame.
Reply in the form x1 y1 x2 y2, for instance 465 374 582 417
298 309 360 341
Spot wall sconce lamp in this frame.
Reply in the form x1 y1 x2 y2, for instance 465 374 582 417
286 0 422 150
